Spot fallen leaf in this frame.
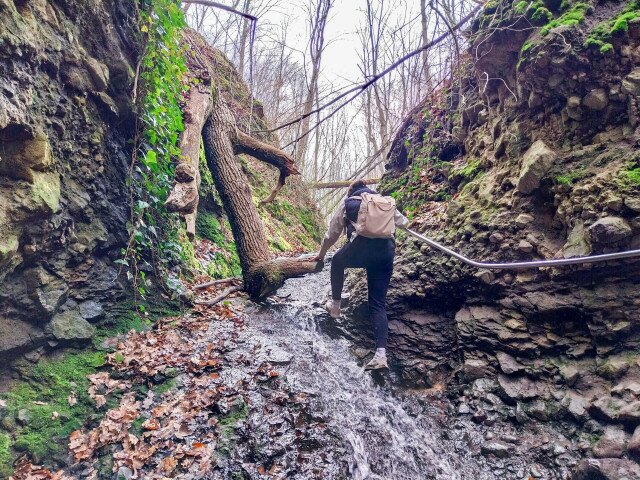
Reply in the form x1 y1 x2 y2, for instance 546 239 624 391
67 392 77 406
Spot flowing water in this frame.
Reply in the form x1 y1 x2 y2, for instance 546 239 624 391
236 266 493 480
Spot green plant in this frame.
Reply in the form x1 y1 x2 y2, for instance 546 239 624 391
119 0 189 301
540 2 591 36
555 167 587 185
585 1 640 53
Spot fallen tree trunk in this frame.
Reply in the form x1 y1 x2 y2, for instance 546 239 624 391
167 29 322 298
311 178 379 189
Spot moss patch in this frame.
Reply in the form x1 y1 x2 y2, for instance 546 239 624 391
540 2 591 36
0 302 179 474
585 1 640 53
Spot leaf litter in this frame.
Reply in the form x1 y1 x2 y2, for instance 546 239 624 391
11 280 345 479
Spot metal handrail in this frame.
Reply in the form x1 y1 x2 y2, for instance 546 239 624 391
404 228 640 270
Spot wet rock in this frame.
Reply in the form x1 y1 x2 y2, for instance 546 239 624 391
481 440 512 458
517 140 556 194
496 352 524 375
590 396 627 422
562 222 591 258
116 466 133 480
571 458 640 480
527 400 550 421
588 217 632 246
592 427 627 458
560 365 580 386
47 309 96 341
627 425 640 460
79 300 105 323
0 317 45 356
83 57 109 91
517 240 534 253
498 375 542 403
0 132 53 182
583 89 608 111
515 213 534 229
17 409 31 425
24 267 69 317
464 358 492 380
621 68 640 96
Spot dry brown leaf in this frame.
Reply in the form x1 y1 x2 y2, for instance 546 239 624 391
67 392 77 406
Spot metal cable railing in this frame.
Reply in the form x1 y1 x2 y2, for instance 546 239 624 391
404 228 640 270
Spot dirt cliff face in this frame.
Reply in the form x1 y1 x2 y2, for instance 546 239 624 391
344 0 640 469
0 0 138 360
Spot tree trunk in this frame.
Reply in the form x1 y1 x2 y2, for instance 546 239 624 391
164 84 212 238
312 178 379 189
202 97 322 298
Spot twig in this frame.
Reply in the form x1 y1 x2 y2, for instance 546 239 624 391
193 277 240 290
196 285 243 305
256 5 481 135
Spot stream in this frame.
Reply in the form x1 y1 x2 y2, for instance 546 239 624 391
217 264 570 480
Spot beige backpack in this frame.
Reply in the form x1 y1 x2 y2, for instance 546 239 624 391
348 192 397 239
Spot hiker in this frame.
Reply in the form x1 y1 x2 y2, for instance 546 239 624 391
313 179 409 370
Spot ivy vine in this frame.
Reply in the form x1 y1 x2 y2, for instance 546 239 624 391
118 0 190 303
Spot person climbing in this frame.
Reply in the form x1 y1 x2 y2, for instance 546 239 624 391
313 179 409 370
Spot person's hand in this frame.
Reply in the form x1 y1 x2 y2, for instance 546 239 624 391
312 254 325 263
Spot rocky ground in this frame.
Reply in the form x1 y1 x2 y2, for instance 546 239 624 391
340 0 640 477
7 265 632 480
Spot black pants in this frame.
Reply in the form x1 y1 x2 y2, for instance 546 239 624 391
330 236 395 348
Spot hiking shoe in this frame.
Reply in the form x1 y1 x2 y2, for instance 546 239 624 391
324 299 341 318
365 353 388 370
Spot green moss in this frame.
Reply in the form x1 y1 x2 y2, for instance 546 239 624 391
585 1 640 51
514 0 529 15
2 350 105 468
555 168 587 185
450 158 482 182
0 433 11 478
218 400 248 439
625 167 640 184
196 212 242 279
153 378 177 394
540 2 591 36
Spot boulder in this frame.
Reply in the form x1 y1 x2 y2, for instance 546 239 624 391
583 89 608 111
618 401 640 424
47 309 96 341
0 317 45 355
621 68 640 97
0 133 53 182
517 140 555 194
571 458 640 480
588 217 632 246
592 427 627 458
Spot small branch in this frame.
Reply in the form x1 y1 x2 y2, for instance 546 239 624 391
196 285 243 306
181 0 258 21
259 171 286 205
256 5 481 135
194 277 240 290
311 178 380 189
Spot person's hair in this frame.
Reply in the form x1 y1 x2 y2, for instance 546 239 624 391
347 179 367 197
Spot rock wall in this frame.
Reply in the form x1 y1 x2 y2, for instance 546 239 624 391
0 0 138 360
343 0 640 470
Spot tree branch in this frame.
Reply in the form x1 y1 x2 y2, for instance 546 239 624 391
312 178 380 189
181 0 258 22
